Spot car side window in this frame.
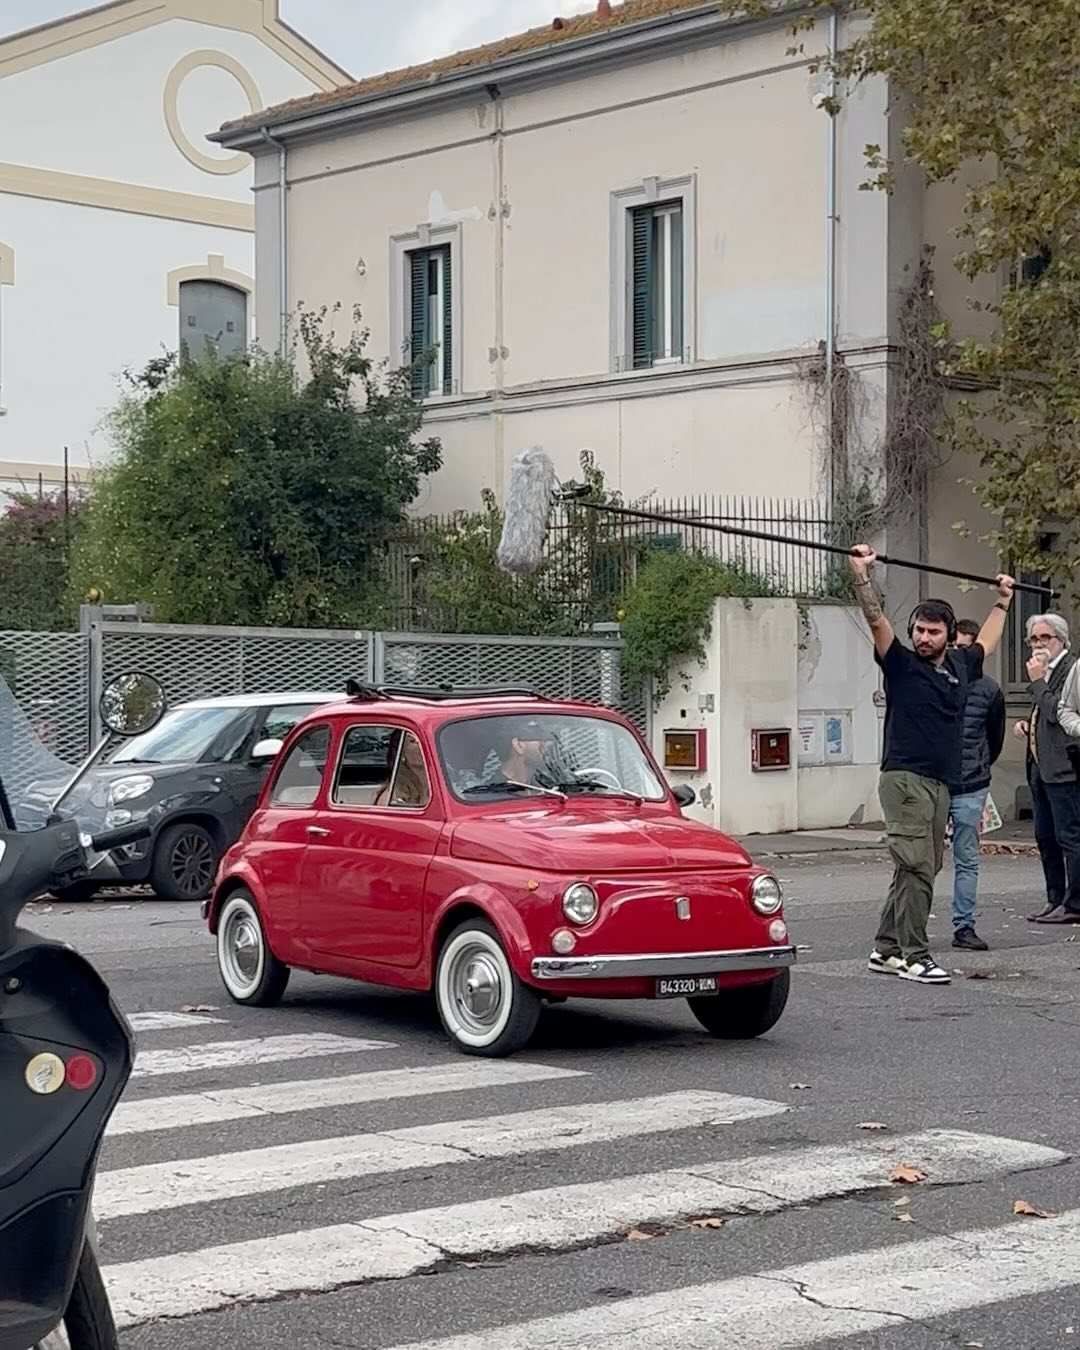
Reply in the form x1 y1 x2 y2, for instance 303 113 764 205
382 732 431 809
269 725 331 807
332 724 405 808
259 704 320 743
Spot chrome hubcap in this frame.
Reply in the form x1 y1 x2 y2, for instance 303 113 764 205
223 911 260 987
450 946 504 1032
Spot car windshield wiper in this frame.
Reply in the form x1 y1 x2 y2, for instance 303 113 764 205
461 779 566 800
556 778 643 803
111 758 162 765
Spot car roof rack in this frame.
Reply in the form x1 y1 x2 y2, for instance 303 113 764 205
344 679 545 704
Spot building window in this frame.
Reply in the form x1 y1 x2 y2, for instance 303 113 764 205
390 224 461 400
611 176 696 373
407 244 453 398
1005 535 1057 688
631 202 684 368
1009 243 1052 290
178 279 248 361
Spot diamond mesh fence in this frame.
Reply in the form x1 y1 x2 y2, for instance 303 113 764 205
98 624 375 714
376 633 649 733
0 631 90 812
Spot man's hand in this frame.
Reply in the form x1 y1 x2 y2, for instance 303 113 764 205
996 573 1016 603
976 572 1018 657
1014 719 1030 740
1027 650 1049 683
849 544 876 576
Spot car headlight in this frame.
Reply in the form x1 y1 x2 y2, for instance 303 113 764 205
562 882 599 925
750 874 783 916
109 775 155 805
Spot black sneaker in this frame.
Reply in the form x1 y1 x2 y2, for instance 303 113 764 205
952 926 989 951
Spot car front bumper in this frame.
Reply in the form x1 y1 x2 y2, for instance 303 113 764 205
531 945 797 980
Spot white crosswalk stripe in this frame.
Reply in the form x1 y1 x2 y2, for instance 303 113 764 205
95 1012 1073 1345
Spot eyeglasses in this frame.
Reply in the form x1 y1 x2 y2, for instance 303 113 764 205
1029 632 1061 644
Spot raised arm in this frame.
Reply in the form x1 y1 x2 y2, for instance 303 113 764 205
849 545 895 659
975 573 1016 656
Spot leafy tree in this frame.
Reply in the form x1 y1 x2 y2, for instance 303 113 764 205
0 490 85 630
73 306 441 627
721 0 1080 581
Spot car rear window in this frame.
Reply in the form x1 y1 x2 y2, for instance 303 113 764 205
269 725 331 807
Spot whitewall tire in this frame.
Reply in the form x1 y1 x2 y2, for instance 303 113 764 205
216 891 290 1007
435 918 541 1058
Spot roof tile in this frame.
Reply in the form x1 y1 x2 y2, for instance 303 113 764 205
222 0 712 133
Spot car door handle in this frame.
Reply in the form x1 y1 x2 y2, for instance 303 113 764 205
306 825 331 838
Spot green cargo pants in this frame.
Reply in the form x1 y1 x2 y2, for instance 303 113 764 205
876 769 950 964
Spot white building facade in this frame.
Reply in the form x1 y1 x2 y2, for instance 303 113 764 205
0 0 348 496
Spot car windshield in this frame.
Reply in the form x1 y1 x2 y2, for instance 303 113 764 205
437 712 666 803
107 706 243 765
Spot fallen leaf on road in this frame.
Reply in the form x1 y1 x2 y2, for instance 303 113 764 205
857 1122 888 1130
893 1212 915 1223
1013 1199 1060 1219
893 1196 910 1207
689 1217 725 1230
965 970 995 980
790 1083 812 1090
889 1165 927 1184
181 1004 218 1013
963 1342 984 1347
625 1229 654 1241
795 944 813 953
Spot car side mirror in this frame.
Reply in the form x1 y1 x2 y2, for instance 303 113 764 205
252 738 283 762
671 784 696 808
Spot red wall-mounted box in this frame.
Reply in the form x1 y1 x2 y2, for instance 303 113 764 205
662 728 706 773
751 728 792 772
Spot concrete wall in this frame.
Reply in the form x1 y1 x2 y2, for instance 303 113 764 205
652 598 879 836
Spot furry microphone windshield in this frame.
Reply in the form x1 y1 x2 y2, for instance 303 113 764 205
496 446 559 575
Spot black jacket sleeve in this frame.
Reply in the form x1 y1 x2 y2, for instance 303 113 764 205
987 684 1006 766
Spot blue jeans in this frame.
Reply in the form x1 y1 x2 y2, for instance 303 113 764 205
949 789 987 931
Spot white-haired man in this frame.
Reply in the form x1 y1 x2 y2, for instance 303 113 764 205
1014 612 1080 924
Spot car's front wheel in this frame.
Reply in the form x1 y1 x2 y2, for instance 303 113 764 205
216 890 290 1006
687 969 790 1039
151 822 219 902
435 918 541 1058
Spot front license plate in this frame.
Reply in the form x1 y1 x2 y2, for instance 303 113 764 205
655 975 718 999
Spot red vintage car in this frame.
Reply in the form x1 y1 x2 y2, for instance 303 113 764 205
205 685 795 1056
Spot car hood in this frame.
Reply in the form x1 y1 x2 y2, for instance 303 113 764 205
25 762 197 818
448 807 752 873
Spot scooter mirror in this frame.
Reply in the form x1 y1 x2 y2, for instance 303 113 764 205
99 671 167 737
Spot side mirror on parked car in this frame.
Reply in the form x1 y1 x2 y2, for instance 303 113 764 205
671 784 696 808
252 738 283 762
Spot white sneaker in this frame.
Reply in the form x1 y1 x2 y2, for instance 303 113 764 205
868 950 905 974
896 957 951 984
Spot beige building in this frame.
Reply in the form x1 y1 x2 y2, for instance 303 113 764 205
217 0 1048 817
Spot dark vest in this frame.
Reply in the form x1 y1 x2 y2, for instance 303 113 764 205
959 675 999 794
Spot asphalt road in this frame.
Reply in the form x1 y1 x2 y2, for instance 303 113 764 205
24 848 1080 1350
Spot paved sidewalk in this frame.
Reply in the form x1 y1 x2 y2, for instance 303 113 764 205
736 820 1037 859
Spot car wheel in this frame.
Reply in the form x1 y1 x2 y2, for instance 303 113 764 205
151 822 219 902
216 890 290 1007
435 918 541 1058
687 969 790 1039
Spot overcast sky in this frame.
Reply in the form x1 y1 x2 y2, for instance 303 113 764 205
2 1 598 75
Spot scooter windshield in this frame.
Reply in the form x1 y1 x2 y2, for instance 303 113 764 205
0 672 79 832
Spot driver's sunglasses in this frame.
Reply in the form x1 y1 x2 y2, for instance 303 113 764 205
1029 632 1061 645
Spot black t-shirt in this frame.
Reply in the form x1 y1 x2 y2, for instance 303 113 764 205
875 637 984 790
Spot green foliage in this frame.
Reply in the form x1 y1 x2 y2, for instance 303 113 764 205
0 490 85 630
411 490 575 636
618 548 776 706
719 0 1080 584
73 306 441 627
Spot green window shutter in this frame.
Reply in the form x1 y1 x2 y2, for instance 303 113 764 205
439 245 453 395
631 207 655 369
409 250 431 398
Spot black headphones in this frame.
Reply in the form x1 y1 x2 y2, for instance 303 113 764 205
907 600 957 644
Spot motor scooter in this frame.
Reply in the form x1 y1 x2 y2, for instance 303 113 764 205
0 672 167 1350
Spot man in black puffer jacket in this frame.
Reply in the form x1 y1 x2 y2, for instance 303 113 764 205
949 619 1006 950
